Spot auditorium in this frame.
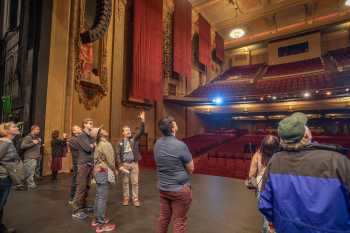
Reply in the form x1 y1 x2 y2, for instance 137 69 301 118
1 0 350 233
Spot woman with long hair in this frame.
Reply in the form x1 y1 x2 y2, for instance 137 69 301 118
248 135 280 233
51 130 67 181
92 128 117 233
0 122 21 233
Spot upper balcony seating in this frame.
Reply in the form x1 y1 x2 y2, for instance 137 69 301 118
264 58 324 78
328 47 350 69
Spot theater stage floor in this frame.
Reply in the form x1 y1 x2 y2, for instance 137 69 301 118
5 169 262 233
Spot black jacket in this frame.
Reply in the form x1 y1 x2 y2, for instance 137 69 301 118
51 138 67 158
75 131 95 165
68 135 80 163
116 122 145 164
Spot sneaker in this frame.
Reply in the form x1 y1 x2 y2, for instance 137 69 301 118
82 205 94 213
122 197 129 206
15 185 27 191
27 185 37 190
72 212 89 220
91 218 110 228
133 199 140 207
95 223 116 233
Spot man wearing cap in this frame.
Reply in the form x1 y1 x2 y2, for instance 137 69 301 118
259 112 350 233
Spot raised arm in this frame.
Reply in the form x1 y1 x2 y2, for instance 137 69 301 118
134 111 145 140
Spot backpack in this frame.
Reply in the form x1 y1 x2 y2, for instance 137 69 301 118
0 139 26 185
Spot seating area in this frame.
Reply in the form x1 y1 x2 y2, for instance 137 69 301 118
328 47 350 69
189 71 350 98
264 58 324 77
189 81 251 98
215 63 264 81
140 133 350 180
182 133 235 156
255 73 333 95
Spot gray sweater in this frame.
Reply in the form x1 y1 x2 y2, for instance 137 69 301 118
21 133 42 160
0 138 21 179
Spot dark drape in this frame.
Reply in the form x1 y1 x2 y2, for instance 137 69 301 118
173 0 192 78
132 0 163 101
198 14 211 67
215 32 224 62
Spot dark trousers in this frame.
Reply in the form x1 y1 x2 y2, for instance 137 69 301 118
157 186 192 233
0 177 12 232
70 157 78 201
73 163 93 213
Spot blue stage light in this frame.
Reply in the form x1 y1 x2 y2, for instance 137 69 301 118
212 97 223 105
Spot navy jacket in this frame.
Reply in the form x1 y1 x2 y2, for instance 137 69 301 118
259 146 350 233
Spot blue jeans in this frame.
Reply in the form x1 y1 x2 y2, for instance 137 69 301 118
94 171 109 224
0 177 12 231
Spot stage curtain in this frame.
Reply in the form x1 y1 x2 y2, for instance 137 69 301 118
215 32 224 62
132 0 163 101
198 14 211 67
173 0 192 78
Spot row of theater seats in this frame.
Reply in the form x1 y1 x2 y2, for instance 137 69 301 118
194 156 251 179
190 70 348 98
256 73 333 94
182 133 235 156
211 47 350 84
264 58 324 77
328 47 350 68
216 63 264 80
139 133 350 180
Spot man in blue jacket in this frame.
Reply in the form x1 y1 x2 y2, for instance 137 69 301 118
259 112 350 233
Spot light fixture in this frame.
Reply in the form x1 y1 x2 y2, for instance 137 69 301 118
260 97 264 101
243 97 247 100
230 28 245 39
303 92 311 98
315 90 319 94
326 91 332 96
345 0 350 6
272 96 277 100
212 97 223 105
346 88 349 92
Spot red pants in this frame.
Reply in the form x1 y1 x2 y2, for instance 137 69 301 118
157 186 192 233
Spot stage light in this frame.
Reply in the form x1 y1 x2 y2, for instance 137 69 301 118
346 88 349 92
272 96 277 100
303 92 311 98
243 97 247 100
212 97 223 105
346 0 350 6
260 97 264 101
230 28 245 39
315 90 319 94
326 91 332 96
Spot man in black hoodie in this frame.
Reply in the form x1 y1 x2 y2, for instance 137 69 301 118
72 119 95 220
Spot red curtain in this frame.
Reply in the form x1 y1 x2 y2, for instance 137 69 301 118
132 0 163 101
198 14 211 67
173 0 192 78
215 32 224 62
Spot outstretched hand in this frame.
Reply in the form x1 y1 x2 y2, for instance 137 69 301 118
139 111 145 122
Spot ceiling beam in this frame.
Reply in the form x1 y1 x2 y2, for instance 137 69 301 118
215 0 314 31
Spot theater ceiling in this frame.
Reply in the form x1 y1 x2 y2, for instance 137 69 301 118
190 0 350 48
